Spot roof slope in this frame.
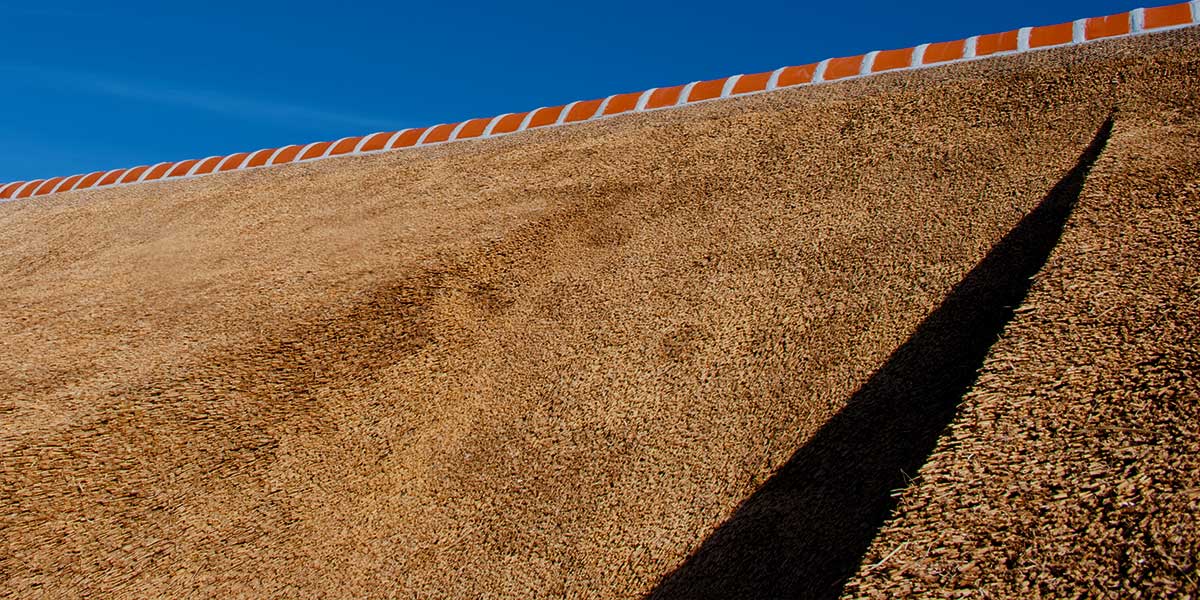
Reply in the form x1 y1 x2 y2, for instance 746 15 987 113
1 28 1197 599
841 44 1200 598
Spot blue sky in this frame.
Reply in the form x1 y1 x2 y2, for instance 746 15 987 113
2 0 1145 182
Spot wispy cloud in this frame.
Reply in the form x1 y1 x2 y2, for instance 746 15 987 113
2 64 399 131
5 8 95 18
0 4 99 18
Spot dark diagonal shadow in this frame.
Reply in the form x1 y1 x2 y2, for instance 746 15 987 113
647 117 1114 600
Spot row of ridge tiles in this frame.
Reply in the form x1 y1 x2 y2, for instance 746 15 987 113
3 1 1198 201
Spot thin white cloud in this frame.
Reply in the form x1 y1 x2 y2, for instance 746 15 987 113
0 3 107 19
3 65 399 131
6 8 95 17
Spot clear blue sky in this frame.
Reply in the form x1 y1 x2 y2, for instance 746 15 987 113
1 0 1145 182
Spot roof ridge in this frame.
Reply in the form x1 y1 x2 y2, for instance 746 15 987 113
3 1 1197 202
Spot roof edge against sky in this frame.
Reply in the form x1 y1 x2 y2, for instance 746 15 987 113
2 1 1198 202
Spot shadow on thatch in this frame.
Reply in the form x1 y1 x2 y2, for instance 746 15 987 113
647 116 1114 600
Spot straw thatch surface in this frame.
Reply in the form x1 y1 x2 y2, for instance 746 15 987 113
2 28 1196 599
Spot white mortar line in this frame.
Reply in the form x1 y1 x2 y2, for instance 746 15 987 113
1072 19 1087 43
29 180 54 196
635 88 657 110
66 172 103 192
482 114 509 138
186 158 219 176
447 121 471 141
322 137 360 158
1 181 27 199
45 178 70 193
244 149 274 168
215 155 244 171
676 81 700 105
135 162 172 182
115 167 144 184
765 67 787 91
595 95 616 117
860 51 879 75
235 153 259 169
100 169 129 187
264 146 294 166
719 75 742 98
415 126 439 145
0 181 25 198
1131 8 1146 33
0 181 24 196
813 58 831 83
292 142 325 162
911 43 930 66
13 180 44 198
35 179 63 195
515 110 542 132
48 176 77 194
354 133 381 153
964 36 979 59
555 101 580 125
383 130 411 148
